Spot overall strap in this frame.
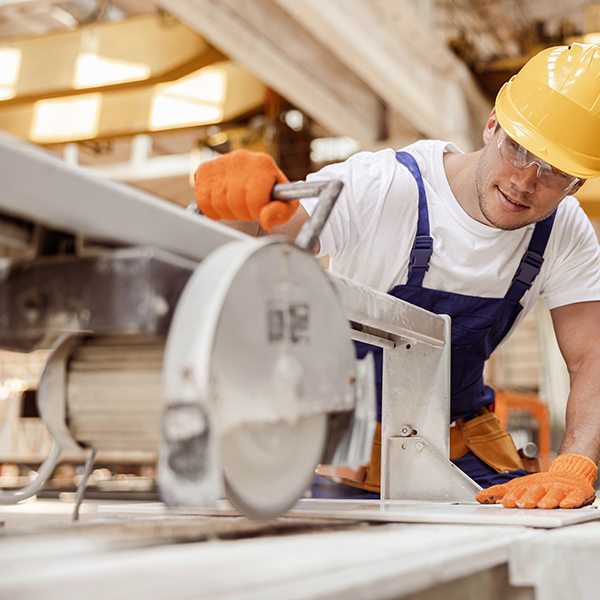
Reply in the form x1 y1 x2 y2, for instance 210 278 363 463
395 151 433 287
505 211 556 302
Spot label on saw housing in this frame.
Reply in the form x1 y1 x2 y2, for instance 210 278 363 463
268 301 310 344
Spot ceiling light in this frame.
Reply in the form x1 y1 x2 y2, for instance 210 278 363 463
149 96 222 130
285 110 304 131
31 94 102 143
74 53 151 89
149 68 226 130
163 69 226 104
0 48 21 100
310 137 360 163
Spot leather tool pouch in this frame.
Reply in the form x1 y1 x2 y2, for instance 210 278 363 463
316 421 382 493
318 408 526 493
449 408 524 473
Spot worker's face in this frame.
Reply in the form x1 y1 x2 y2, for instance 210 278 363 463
475 114 583 230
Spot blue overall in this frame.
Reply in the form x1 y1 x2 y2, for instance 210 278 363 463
312 151 555 499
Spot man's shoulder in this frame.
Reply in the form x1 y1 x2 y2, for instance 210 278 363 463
554 195 594 234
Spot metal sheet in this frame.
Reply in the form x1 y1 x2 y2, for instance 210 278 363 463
329 271 447 346
0 131 245 263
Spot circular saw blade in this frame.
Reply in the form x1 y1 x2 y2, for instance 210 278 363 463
163 238 356 518
222 414 327 519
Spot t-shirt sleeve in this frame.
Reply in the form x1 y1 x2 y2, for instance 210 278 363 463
541 199 600 310
300 149 415 260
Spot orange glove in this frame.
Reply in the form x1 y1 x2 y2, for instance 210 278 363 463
476 454 597 509
194 149 299 231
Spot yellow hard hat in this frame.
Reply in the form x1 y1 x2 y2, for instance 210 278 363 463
495 43 600 179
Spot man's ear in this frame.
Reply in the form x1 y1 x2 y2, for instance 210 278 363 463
482 108 498 146
570 179 587 195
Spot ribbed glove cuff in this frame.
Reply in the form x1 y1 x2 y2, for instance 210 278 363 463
550 454 598 484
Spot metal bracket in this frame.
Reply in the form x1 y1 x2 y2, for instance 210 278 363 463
385 437 481 502
380 312 481 502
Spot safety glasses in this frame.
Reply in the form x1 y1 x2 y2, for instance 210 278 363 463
497 128 583 193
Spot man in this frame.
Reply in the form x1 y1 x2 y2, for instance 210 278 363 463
194 43 600 509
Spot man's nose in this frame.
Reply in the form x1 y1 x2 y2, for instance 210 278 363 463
510 164 538 193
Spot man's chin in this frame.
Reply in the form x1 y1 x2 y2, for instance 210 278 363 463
479 204 534 231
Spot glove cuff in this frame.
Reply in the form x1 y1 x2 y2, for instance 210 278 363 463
550 454 598 484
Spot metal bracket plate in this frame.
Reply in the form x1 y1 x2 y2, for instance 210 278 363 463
386 437 481 502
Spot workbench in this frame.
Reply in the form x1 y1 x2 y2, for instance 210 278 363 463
0 497 599 600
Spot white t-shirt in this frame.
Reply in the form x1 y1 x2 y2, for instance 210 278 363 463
301 140 600 342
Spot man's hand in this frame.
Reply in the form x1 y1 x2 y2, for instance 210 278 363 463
476 454 597 509
194 149 299 231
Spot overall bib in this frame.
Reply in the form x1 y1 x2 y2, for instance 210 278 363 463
312 151 554 499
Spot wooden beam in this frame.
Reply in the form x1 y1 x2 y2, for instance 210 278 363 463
0 62 266 144
0 15 216 105
158 0 398 145
272 0 492 151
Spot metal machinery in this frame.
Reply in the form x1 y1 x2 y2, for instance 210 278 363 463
0 129 483 517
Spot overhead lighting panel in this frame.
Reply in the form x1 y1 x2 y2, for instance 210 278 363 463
149 68 226 130
73 53 151 89
0 48 21 101
30 94 101 143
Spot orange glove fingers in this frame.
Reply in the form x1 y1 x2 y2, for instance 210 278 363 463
476 477 523 505
220 154 274 222
259 200 300 231
533 487 567 509
212 151 254 221
475 483 510 504
477 454 598 509
243 153 289 219
197 188 221 221
516 485 564 509
213 182 243 222
194 165 223 221
558 489 596 509
500 492 519 508
194 149 291 224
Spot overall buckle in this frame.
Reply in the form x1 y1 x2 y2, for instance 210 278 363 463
513 250 544 289
409 235 434 272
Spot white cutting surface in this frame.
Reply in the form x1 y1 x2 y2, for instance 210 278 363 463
99 498 600 529
287 499 600 528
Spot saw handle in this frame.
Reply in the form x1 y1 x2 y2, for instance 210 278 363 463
271 180 343 253
188 179 343 254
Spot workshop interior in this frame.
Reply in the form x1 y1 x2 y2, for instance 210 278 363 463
1 1 600 599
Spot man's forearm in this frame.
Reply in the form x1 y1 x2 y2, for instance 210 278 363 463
560 352 600 463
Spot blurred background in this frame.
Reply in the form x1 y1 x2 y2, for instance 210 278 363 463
1 0 599 494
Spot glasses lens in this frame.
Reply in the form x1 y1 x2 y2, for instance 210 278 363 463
498 129 579 192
